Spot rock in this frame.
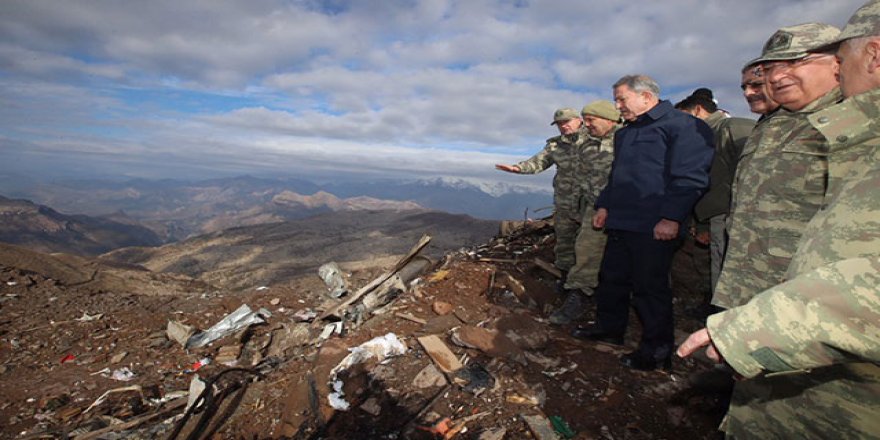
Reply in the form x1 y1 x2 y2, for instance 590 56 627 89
421 314 461 334
267 323 310 358
360 397 381 416
412 363 447 389
166 320 196 347
370 364 396 382
215 345 241 365
270 298 281 306
450 325 525 364
478 427 507 440
432 301 453 316
110 351 127 364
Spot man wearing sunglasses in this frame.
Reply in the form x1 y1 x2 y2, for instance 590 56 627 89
678 1 880 437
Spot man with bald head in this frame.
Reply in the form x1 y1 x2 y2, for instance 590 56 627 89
712 22 843 310
678 1 880 437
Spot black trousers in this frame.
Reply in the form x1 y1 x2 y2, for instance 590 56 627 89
595 229 679 356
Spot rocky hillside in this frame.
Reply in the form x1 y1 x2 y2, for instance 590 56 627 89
0 218 722 439
0 195 162 256
102 210 499 290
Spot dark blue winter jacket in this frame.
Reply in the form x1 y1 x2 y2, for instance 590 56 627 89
595 100 715 233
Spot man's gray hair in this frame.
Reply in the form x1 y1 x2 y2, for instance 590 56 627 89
613 74 661 98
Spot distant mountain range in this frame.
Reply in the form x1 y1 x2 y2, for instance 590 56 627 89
0 195 162 256
5 175 552 241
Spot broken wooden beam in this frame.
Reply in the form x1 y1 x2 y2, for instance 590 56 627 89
533 258 562 278
320 234 431 320
395 312 428 325
417 334 463 373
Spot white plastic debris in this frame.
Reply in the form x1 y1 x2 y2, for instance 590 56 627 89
110 367 136 381
328 380 350 411
255 286 269 291
327 333 407 410
185 304 271 349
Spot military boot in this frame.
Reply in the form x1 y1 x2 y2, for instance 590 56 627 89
549 289 586 325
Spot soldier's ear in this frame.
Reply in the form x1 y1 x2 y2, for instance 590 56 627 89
865 38 880 74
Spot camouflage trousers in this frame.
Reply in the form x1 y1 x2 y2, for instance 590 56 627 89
554 208 580 272
709 215 726 293
565 206 607 292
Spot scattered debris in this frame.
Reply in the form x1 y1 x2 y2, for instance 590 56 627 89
110 351 128 364
318 262 349 298
534 257 563 278
395 312 427 325
292 307 317 322
412 363 448 389
185 304 270 349
75 312 104 322
327 333 408 410
110 367 136 381
453 362 494 395
321 234 431 320
432 300 454 315
418 334 463 373
522 413 561 440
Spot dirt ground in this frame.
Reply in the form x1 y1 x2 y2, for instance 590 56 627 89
0 222 728 439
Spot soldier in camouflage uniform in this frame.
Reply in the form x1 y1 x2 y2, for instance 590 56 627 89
712 23 843 310
550 101 621 325
496 108 592 280
678 2 880 437
675 90 756 295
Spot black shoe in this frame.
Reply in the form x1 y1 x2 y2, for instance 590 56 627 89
571 325 624 345
620 350 672 371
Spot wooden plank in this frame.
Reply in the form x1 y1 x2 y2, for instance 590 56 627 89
533 258 562 278
417 335 463 373
395 312 427 325
320 234 431 320
477 258 519 264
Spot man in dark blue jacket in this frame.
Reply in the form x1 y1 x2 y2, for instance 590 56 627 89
572 74 714 371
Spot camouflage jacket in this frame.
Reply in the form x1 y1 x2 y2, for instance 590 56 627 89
516 128 593 214
706 88 880 438
577 125 619 213
693 111 755 221
712 88 842 309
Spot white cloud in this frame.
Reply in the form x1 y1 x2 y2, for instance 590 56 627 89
0 0 866 187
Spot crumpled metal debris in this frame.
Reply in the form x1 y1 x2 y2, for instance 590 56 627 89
185 304 271 349
318 262 348 298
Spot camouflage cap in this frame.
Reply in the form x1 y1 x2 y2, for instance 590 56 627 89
580 100 620 122
811 0 880 52
750 22 841 64
551 108 580 125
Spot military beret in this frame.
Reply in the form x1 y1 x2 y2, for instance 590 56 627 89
580 100 621 122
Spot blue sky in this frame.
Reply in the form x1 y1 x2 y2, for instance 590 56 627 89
0 0 865 192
